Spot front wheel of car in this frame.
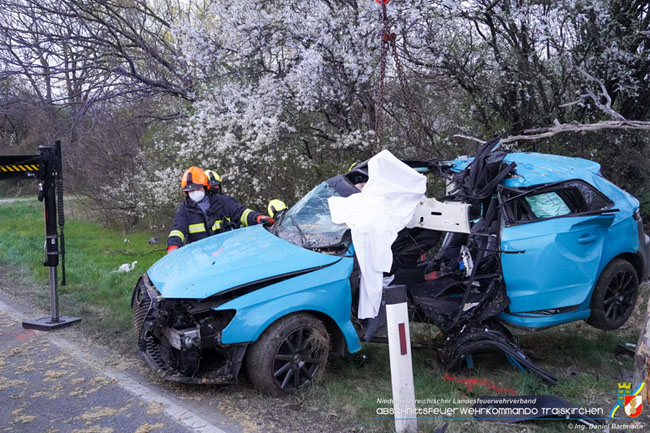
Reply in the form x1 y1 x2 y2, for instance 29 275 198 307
246 313 330 396
587 259 639 330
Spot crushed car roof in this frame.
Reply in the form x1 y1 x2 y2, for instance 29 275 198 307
451 152 602 188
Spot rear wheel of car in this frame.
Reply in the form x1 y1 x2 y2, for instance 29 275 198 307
587 259 638 330
246 313 330 396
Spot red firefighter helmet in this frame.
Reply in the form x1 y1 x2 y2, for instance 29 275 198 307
180 167 208 192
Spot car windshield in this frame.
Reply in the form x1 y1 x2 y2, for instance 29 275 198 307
273 180 351 251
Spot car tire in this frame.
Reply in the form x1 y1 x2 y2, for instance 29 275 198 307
587 259 639 330
245 313 330 396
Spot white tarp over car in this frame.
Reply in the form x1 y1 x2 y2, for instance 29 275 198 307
328 150 426 319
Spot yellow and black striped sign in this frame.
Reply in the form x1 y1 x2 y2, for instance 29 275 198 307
0 164 39 173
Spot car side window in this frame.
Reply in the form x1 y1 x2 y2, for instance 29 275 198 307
524 192 572 219
501 180 613 225
568 181 612 211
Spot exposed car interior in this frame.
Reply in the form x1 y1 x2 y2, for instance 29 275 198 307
343 138 634 384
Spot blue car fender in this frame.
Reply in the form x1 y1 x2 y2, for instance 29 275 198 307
591 216 642 288
590 176 643 291
215 257 362 353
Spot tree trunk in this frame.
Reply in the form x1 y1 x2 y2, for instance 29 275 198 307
634 298 650 405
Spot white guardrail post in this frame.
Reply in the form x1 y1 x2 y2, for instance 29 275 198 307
385 285 417 433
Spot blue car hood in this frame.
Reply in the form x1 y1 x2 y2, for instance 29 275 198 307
147 225 340 299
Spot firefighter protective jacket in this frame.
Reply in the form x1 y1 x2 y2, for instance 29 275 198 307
167 193 262 248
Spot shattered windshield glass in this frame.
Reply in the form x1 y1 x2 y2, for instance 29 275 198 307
273 181 351 250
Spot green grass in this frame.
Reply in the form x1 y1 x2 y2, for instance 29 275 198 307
0 199 166 349
308 325 638 433
0 199 646 433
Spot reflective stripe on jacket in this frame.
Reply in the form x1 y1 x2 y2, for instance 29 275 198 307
167 193 262 248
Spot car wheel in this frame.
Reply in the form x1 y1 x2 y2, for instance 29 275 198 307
246 313 329 396
587 259 638 330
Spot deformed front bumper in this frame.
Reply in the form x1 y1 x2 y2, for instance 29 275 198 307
131 274 246 384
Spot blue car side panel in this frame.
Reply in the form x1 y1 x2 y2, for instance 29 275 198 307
498 310 591 328
216 257 362 353
147 225 339 299
490 152 643 322
592 216 641 279
587 174 642 287
501 176 641 315
501 214 613 312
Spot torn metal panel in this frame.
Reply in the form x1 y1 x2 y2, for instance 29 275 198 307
437 321 558 385
408 198 472 233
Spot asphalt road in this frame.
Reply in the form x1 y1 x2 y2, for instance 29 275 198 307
0 292 244 433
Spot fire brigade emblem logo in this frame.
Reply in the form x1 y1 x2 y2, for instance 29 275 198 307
610 382 645 418
624 395 643 418
618 382 632 406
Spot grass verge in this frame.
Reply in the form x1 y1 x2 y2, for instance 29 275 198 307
0 199 647 432
0 198 166 352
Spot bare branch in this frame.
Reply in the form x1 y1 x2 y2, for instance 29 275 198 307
576 67 626 121
453 134 486 144
0 0 196 109
505 120 650 143
455 119 650 145
558 99 582 108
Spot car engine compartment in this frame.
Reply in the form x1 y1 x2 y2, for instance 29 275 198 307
131 274 245 384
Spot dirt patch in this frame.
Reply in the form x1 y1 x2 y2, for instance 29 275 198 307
74 405 130 422
134 423 164 433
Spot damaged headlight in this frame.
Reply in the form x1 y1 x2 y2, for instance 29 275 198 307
156 299 236 349
164 326 201 350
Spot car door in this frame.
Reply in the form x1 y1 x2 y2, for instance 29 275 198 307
499 180 615 312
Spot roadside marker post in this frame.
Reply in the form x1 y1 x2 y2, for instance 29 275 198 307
385 284 417 433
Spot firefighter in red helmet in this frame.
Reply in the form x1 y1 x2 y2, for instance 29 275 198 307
167 167 273 253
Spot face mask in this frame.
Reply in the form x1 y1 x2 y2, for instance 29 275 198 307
188 189 205 203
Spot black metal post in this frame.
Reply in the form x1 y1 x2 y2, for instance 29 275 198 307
44 176 60 322
55 140 66 286
44 173 59 268
22 144 80 331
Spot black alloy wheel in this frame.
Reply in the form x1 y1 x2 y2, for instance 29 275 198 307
246 313 329 395
603 270 637 322
272 326 325 392
587 259 638 330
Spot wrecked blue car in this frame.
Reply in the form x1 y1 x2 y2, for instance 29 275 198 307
132 139 650 394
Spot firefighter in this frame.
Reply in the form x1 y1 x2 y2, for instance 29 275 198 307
204 169 231 228
205 169 222 195
167 167 273 253
267 199 288 218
